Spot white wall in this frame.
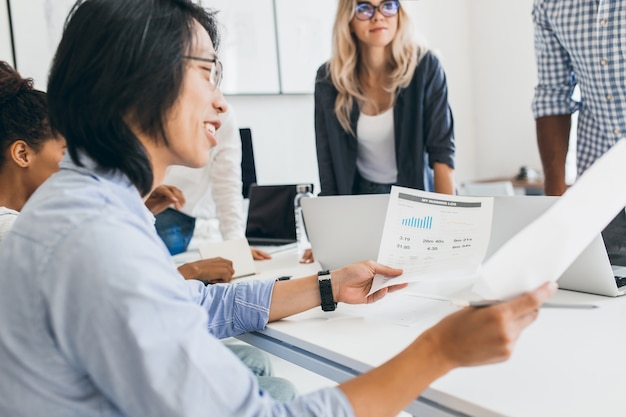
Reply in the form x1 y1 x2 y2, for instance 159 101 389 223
226 94 320 189
468 0 540 180
406 0 476 183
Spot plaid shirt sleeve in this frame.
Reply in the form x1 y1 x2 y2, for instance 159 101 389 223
531 0 581 119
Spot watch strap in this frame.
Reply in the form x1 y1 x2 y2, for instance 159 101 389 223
318 270 337 312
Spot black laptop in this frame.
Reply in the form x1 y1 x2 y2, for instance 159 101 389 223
245 184 313 246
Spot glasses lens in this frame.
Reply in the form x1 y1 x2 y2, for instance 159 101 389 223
209 58 223 88
355 3 374 20
214 60 223 89
380 0 399 17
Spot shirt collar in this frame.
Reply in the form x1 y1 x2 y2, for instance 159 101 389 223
59 152 156 225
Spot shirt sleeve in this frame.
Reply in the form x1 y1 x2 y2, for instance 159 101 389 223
210 108 246 240
314 64 340 196
47 212 354 417
531 0 580 119
420 52 456 170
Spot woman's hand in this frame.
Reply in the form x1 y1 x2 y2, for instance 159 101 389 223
250 247 272 260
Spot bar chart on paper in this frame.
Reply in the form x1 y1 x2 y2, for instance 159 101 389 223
377 187 494 282
401 215 433 229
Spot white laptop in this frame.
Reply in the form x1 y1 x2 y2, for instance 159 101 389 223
488 196 626 297
304 193 626 297
301 194 389 270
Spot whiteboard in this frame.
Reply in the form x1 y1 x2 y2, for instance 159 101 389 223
203 0 280 94
0 0 13 66
8 0 330 95
10 0 75 90
274 0 335 94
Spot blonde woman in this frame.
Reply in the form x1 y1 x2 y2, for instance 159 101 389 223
315 0 456 195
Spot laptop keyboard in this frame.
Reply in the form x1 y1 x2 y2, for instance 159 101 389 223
615 275 626 288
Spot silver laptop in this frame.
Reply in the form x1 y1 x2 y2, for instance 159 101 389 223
488 196 626 297
301 194 389 270
304 193 626 297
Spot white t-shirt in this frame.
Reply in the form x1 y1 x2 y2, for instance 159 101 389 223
356 107 397 184
0 207 19 244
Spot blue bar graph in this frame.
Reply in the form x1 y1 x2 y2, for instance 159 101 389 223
401 215 433 229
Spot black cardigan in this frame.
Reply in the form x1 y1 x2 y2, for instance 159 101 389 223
314 51 455 195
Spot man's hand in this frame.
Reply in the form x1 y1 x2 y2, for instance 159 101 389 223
145 185 186 215
331 261 406 305
177 257 235 284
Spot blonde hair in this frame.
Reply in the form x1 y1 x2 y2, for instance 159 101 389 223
328 0 426 135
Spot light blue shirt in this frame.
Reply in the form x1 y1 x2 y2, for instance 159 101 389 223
0 155 352 417
532 0 626 175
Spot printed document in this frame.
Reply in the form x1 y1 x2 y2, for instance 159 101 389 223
369 187 493 294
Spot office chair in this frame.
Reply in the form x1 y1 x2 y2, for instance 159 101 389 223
239 128 257 199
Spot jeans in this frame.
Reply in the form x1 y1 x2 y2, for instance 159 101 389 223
223 340 298 402
154 208 196 255
352 166 435 195
353 172 393 195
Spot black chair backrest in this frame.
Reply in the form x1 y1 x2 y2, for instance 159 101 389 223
239 128 257 199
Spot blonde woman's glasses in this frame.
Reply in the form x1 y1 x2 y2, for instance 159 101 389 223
354 0 399 21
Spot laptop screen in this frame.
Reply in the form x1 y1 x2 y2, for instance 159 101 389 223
245 184 313 245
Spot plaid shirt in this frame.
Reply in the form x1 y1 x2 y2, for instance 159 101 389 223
532 0 626 175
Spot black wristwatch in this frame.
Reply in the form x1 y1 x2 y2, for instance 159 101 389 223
318 270 337 312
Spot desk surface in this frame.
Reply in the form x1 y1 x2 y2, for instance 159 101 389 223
178 246 626 416
235 250 626 417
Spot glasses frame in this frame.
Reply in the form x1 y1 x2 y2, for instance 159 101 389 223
354 0 400 21
182 55 223 90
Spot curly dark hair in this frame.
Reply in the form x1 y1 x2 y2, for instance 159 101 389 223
0 61 52 168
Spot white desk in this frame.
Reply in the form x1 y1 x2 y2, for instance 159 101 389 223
233 251 626 417
177 246 626 416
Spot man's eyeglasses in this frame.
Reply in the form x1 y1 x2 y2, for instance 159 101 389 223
182 55 223 90
354 0 400 21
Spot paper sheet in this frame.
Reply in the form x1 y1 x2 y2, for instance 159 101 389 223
473 139 626 299
368 187 493 294
344 292 459 327
198 238 256 278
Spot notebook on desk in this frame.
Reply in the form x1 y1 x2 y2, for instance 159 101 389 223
488 196 626 297
301 194 389 270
